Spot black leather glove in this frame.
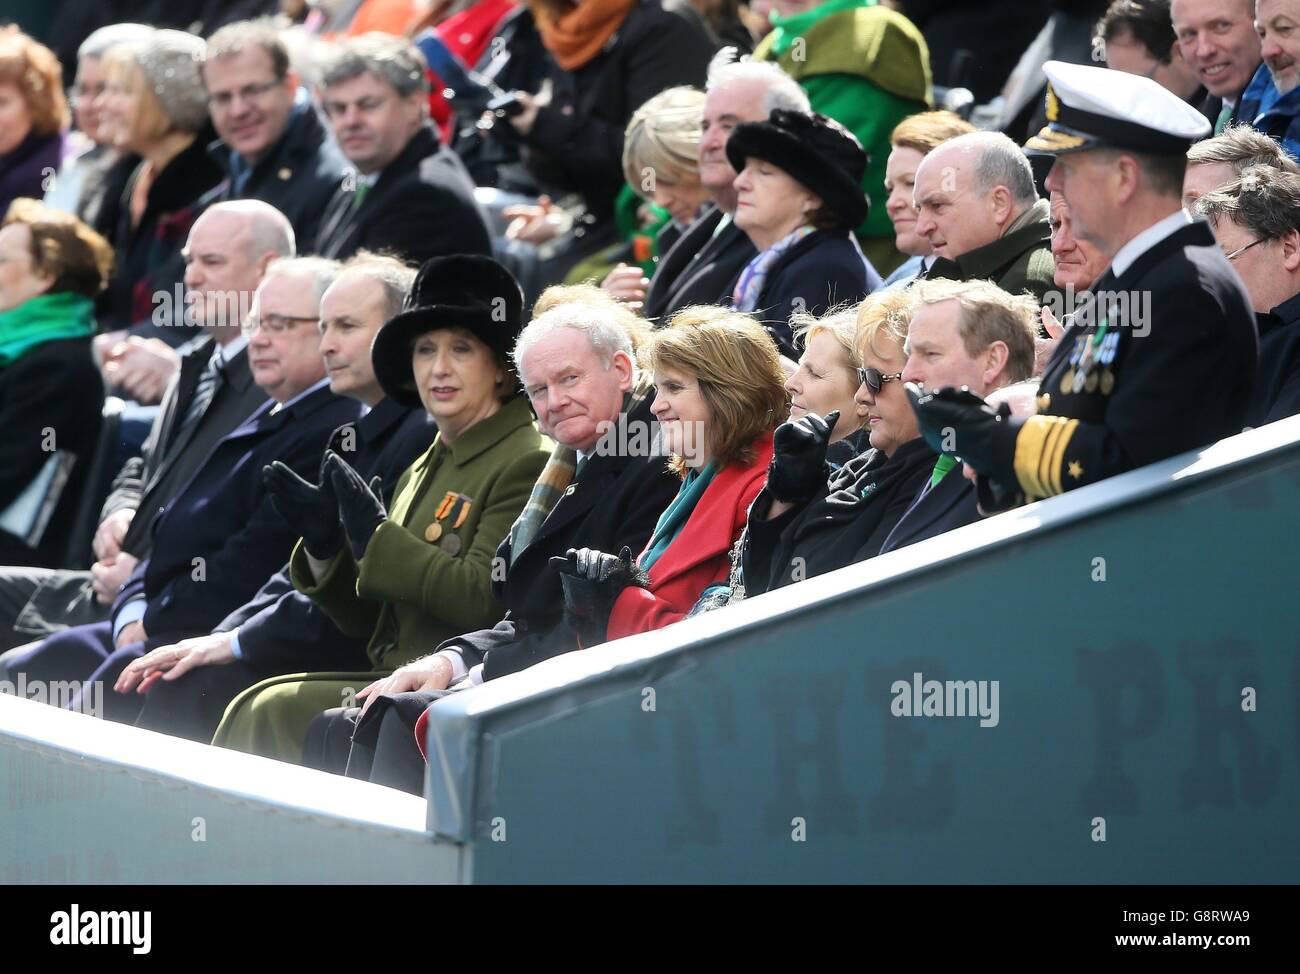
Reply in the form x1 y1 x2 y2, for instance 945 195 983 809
263 454 342 559
766 409 839 504
906 384 1011 476
548 546 646 647
326 450 387 560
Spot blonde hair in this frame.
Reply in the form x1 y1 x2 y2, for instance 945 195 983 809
622 86 706 200
102 47 175 145
855 288 918 364
791 304 859 367
648 305 787 473
890 109 975 156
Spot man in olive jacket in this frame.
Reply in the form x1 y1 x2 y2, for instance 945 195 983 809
913 131 1056 302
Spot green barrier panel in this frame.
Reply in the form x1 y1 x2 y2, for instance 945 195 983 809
428 418 1300 882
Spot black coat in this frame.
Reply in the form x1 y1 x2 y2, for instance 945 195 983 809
211 400 439 673
742 437 935 595
314 124 491 265
878 460 979 555
204 103 346 251
744 229 882 358
518 0 715 226
97 126 224 337
111 384 363 641
0 336 104 568
435 395 681 681
990 219 1258 501
643 207 756 324
102 338 269 560
1249 291 1300 428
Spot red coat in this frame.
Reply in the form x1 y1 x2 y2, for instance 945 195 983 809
606 434 774 641
415 434 773 761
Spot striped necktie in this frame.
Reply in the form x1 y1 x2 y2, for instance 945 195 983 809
173 346 224 450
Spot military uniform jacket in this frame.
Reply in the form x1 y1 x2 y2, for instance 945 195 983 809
989 218 1258 502
290 394 548 671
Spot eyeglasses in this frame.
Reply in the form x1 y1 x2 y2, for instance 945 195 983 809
856 366 903 393
207 79 283 110
1224 238 1266 261
244 313 319 335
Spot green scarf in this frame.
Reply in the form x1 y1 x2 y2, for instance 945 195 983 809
639 462 718 572
767 0 873 58
0 292 97 367
930 453 958 488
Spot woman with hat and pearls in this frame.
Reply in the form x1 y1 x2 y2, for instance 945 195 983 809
726 108 882 362
211 255 550 765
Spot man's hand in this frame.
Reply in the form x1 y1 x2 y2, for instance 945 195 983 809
92 508 135 562
355 655 455 717
766 410 839 504
601 263 649 310
114 631 236 694
115 620 147 650
503 194 566 244
1034 306 1066 376
905 383 1011 475
91 552 138 605
103 337 181 404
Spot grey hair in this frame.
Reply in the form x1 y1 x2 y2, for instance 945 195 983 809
705 50 810 115
320 33 430 97
337 251 417 321
78 24 155 61
206 199 296 260
1195 164 1300 242
263 256 343 305
949 131 1038 207
512 303 637 381
203 18 291 80
1187 123 1300 175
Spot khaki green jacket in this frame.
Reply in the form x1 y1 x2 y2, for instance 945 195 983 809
290 393 550 670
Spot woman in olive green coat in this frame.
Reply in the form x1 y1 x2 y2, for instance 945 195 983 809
211 256 549 763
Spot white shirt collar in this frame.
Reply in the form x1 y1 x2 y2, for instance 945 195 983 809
269 376 330 415
1109 209 1191 278
922 254 938 271
215 333 248 363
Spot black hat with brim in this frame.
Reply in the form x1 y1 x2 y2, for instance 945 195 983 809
372 254 524 409
725 109 870 231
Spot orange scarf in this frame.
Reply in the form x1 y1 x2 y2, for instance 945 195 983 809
531 0 636 71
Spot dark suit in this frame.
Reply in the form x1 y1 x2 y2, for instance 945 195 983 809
1249 291 1300 429
204 102 346 251
303 393 681 782
0 383 362 718
925 204 1056 303
314 124 491 265
746 229 882 359
877 462 979 555
133 400 438 742
643 208 756 324
0 337 266 650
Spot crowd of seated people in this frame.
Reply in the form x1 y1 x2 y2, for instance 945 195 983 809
2 1 1300 800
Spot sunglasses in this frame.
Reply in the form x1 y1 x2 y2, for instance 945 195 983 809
856 366 903 393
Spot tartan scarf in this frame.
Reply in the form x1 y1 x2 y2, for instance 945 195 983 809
507 371 654 564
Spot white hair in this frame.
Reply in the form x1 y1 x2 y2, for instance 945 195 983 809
512 304 636 381
944 131 1039 208
263 256 342 305
705 51 810 116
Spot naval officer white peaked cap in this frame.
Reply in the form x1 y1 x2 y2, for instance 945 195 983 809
1025 59 1211 156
